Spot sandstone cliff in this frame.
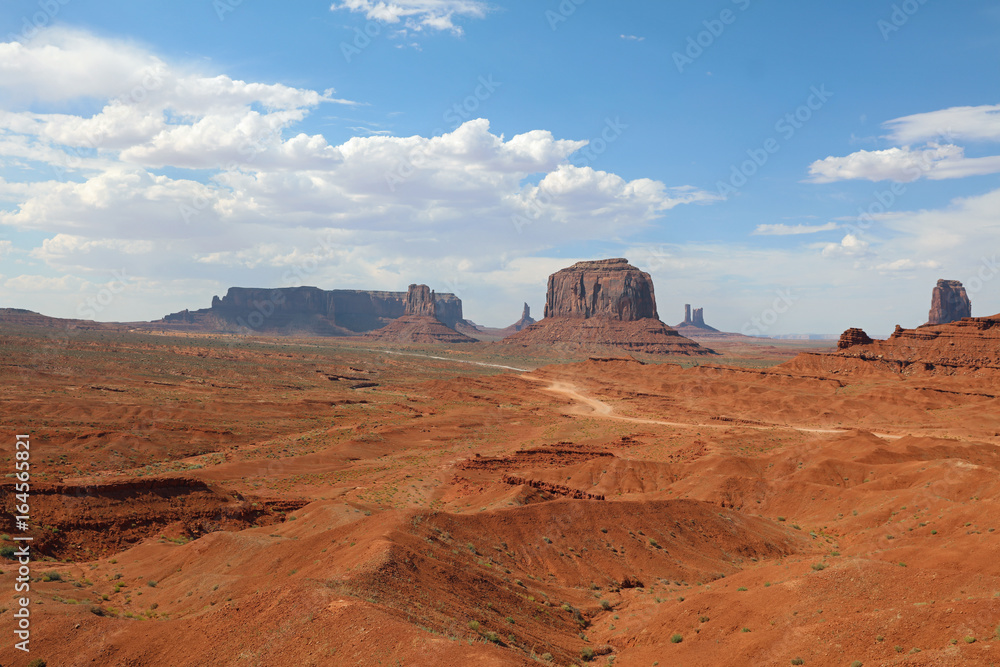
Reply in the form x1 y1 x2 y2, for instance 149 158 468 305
160 286 464 336
544 258 658 321
787 314 1000 377
837 328 874 350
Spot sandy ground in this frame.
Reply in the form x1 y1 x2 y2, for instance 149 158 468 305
1 326 999 666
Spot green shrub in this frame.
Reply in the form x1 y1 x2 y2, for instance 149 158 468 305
811 563 827 571
468 620 479 631
850 661 863 667
581 646 595 661
600 600 612 610
0 546 17 560
540 654 553 662
147 580 157 587
670 634 683 643
484 631 499 643
27 660 47 667
41 571 61 582
791 659 804 665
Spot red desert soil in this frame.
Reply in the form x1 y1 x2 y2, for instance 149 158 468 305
2 323 1000 666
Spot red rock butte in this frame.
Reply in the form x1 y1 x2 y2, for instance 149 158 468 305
926 278 972 325
364 283 476 344
505 258 715 355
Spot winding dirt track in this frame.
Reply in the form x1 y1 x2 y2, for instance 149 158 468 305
528 376 902 439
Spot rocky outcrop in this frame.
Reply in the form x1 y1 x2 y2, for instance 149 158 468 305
405 284 437 317
512 303 536 332
505 259 715 355
364 284 476 344
837 328 874 350
544 258 658 321
674 304 720 334
160 286 464 336
454 303 538 341
363 315 476 345
926 279 971 326
787 314 1000 377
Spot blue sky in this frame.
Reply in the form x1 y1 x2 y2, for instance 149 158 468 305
0 0 998 334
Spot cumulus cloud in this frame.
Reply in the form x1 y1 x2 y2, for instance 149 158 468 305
0 28 352 178
807 103 1000 183
820 233 872 259
753 222 838 235
331 0 490 34
805 144 1000 183
0 29 717 322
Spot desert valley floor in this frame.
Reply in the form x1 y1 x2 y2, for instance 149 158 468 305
3 325 1000 666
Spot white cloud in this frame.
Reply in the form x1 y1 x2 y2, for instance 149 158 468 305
331 0 490 34
805 144 1000 183
885 104 1000 144
875 258 941 272
820 233 872 259
0 28 353 177
620 34 645 42
0 29 163 105
753 222 838 235
3 273 89 292
808 104 1000 183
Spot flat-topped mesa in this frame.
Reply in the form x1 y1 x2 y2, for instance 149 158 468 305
160 286 464 335
405 284 436 317
544 258 659 321
927 279 971 325
837 327 874 350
